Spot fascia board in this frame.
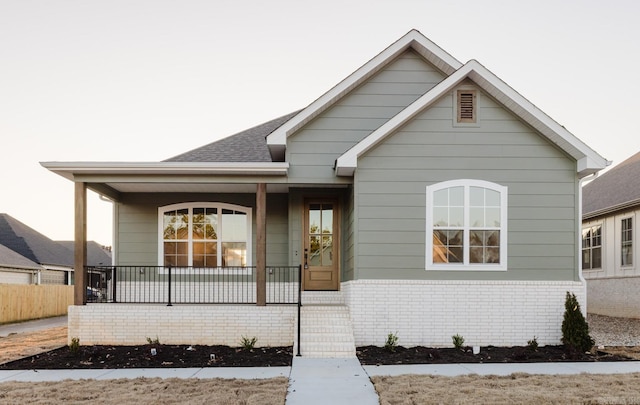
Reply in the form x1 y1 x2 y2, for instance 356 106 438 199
266 30 462 149
336 59 608 176
40 161 290 180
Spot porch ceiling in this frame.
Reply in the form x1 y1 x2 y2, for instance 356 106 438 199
96 182 291 194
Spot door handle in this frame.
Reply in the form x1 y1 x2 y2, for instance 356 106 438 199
304 248 309 269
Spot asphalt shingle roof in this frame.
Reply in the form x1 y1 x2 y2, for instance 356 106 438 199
58 241 112 266
0 243 42 270
583 151 640 218
0 214 112 268
0 214 73 267
164 111 300 162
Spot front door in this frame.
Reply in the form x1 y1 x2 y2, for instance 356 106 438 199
303 199 339 290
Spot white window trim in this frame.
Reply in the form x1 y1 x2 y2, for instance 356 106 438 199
157 202 253 271
620 215 634 269
581 222 603 272
426 179 508 271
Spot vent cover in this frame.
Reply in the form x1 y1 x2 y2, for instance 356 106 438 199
457 90 476 123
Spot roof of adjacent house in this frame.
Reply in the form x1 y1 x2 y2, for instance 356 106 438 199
58 241 113 266
0 243 42 270
0 214 74 267
583 151 640 219
164 111 300 162
0 214 112 268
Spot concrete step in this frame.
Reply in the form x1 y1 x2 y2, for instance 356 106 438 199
301 291 346 305
296 303 357 358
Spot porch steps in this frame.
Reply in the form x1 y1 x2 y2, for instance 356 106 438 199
295 292 356 358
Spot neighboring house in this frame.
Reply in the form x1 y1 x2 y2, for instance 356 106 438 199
582 152 640 318
42 30 607 354
0 243 43 284
0 214 112 285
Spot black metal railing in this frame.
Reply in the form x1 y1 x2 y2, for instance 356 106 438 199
85 265 301 305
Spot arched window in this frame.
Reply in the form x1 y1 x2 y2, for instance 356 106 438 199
426 180 507 271
158 203 252 267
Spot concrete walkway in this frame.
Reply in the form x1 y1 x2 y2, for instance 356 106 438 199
0 315 67 337
2 359 640 404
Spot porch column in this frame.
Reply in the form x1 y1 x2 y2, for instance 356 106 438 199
256 183 266 306
74 182 87 305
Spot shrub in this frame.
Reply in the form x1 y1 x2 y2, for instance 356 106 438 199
69 337 80 354
240 336 258 351
452 334 465 350
384 332 399 352
146 336 160 345
527 336 539 351
561 292 594 354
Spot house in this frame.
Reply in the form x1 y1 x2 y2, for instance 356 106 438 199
582 151 640 318
42 30 607 354
0 214 112 285
0 243 43 284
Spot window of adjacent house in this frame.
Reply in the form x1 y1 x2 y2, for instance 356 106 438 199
582 224 602 270
426 179 507 270
621 217 633 267
159 203 251 267
457 90 477 123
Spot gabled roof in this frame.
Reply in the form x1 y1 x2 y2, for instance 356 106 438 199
0 214 73 267
0 243 42 271
335 59 608 179
266 29 462 160
58 241 113 266
165 111 300 162
583 151 640 219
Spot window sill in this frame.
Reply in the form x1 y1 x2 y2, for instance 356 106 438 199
426 264 507 271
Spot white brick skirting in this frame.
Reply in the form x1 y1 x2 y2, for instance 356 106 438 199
342 279 586 347
68 304 296 346
587 277 640 318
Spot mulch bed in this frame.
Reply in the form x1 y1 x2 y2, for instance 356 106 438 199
0 344 293 369
1 344 633 370
356 345 633 365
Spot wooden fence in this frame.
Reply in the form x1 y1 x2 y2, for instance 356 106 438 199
0 284 74 324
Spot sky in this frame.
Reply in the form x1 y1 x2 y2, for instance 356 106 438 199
1 0 639 247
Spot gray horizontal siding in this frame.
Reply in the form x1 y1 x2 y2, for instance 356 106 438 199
115 193 289 267
287 50 446 184
353 86 579 281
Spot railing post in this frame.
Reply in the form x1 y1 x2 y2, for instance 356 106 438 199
167 265 173 307
112 266 117 303
297 264 302 357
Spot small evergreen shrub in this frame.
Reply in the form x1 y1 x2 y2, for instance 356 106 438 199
561 291 594 354
452 334 465 350
384 332 399 352
240 336 258 351
527 336 539 351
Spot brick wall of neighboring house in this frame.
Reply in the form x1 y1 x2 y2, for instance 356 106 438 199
587 277 640 318
342 280 586 347
68 305 296 346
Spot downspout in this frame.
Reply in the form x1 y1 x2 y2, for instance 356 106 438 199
577 172 599 304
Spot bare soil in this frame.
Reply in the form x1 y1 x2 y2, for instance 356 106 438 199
0 326 66 364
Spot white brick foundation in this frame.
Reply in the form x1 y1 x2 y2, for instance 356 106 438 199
68 304 296 346
342 279 586 347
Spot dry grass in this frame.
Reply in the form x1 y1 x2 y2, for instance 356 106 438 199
0 377 288 405
0 326 66 364
372 373 640 405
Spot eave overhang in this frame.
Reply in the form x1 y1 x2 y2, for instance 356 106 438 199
335 59 609 179
40 161 290 181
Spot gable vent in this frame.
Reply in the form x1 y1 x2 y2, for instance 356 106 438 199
457 90 476 123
